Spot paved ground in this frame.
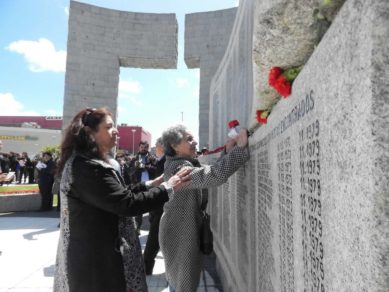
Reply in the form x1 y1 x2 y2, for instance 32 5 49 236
0 211 223 292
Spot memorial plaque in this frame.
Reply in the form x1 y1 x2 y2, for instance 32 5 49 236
236 168 249 282
204 1 388 291
255 145 276 292
277 136 295 291
248 155 258 291
222 179 231 251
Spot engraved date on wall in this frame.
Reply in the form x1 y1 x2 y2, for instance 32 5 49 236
299 120 325 292
277 137 295 292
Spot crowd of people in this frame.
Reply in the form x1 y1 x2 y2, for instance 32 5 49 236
0 148 37 185
1 106 250 292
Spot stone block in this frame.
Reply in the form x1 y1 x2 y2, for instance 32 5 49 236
184 8 237 148
0 193 41 212
63 1 178 127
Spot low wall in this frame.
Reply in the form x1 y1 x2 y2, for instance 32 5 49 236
0 193 41 213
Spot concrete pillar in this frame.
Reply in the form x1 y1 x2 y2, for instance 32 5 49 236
184 8 237 148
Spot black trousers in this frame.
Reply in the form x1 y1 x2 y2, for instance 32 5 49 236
135 215 143 230
143 207 163 272
40 189 53 211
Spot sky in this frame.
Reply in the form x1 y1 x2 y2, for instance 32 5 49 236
0 0 238 145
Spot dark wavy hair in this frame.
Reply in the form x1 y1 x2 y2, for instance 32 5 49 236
57 107 112 173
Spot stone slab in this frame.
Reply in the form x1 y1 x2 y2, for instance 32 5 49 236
0 193 41 212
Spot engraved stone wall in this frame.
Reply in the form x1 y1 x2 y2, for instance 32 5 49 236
184 8 237 148
204 0 389 291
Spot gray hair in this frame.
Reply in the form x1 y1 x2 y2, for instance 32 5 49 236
155 137 163 146
161 124 187 156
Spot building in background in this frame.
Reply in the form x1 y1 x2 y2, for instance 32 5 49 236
0 116 151 155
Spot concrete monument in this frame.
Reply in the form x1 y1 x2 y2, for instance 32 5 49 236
200 0 388 291
184 8 237 148
63 1 178 127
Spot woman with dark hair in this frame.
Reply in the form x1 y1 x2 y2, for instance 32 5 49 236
159 124 249 292
54 108 191 292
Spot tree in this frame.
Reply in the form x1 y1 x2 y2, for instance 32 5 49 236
41 145 60 158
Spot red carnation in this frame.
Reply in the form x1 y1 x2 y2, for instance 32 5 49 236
268 67 283 86
256 110 269 124
268 66 298 97
273 75 291 97
228 120 239 129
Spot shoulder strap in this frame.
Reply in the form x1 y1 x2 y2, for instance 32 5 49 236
200 189 208 211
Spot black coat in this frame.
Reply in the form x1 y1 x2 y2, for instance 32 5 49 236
38 158 55 193
60 155 170 292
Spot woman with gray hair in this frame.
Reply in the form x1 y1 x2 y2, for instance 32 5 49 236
159 124 249 292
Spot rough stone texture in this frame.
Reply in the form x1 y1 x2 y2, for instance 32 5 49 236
205 0 388 291
63 1 178 127
0 193 41 212
252 0 345 120
184 8 237 148
208 0 254 151
205 1 257 291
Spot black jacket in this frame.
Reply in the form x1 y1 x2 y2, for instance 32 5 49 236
38 158 55 193
64 155 170 292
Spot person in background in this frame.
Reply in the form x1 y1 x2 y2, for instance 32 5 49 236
116 154 132 185
0 140 8 174
38 152 55 211
159 124 249 292
143 137 166 275
24 152 35 184
0 141 11 185
130 141 157 234
53 107 191 292
18 154 26 183
8 152 17 173
52 157 61 212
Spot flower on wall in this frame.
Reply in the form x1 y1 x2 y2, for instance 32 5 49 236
256 110 270 124
268 66 302 97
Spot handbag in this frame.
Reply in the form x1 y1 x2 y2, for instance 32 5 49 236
199 190 213 255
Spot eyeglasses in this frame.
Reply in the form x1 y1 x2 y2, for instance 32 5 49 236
81 107 96 126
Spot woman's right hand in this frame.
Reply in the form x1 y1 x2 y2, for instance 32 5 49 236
167 167 192 192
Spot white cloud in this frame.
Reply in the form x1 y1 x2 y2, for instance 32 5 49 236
234 0 239 7
118 79 143 106
119 93 142 107
6 38 66 73
0 93 39 115
175 78 189 88
64 7 69 16
119 79 142 94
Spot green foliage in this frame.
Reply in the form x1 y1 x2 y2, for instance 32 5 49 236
41 145 60 157
283 66 303 82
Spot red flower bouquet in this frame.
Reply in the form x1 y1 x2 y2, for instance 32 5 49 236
268 66 302 98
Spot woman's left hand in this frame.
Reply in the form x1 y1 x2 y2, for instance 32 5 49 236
168 167 192 192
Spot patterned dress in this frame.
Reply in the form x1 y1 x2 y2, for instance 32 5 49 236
159 146 249 291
